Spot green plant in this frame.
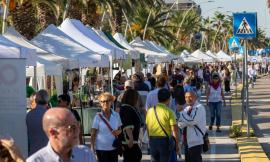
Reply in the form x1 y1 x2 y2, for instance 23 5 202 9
229 125 242 138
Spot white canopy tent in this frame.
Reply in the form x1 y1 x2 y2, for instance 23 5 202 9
144 40 179 61
113 33 140 59
180 50 201 63
4 27 77 70
58 19 126 60
216 50 232 62
130 37 171 63
0 35 37 66
3 28 71 95
31 24 109 68
191 49 214 62
206 50 218 61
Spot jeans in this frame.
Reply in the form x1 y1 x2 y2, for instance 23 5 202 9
209 101 222 126
149 137 172 162
184 144 203 162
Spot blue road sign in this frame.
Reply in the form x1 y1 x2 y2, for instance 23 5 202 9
228 37 241 51
233 12 257 39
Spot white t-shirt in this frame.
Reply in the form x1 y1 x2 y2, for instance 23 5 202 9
92 110 122 151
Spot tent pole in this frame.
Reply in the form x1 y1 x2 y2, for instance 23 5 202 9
110 56 114 95
33 66 37 90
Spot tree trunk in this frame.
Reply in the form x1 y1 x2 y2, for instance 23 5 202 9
81 0 100 27
9 1 38 39
112 2 122 33
66 0 82 20
36 3 57 31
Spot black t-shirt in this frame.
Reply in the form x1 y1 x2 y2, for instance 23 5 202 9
119 104 142 142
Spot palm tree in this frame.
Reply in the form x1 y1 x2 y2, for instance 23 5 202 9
169 10 201 51
126 3 175 47
211 12 226 52
8 0 39 39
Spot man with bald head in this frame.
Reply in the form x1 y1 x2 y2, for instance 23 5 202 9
27 108 96 162
178 91 206 162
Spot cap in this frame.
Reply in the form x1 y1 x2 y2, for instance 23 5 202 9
124 80 134 89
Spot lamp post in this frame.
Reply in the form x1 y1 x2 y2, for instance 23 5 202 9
176 0 214 38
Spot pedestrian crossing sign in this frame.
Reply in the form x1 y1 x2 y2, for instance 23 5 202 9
228 37 241 51
233 12 257 39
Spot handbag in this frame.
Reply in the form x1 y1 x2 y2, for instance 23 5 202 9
194 125 210 152
153 106 176 151
98 114 123 155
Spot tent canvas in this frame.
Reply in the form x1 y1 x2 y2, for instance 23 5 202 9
180 50 201 63
191 49 214 62
113 33 140 59
146 40 181 61
4 27 77 70
94 29 129 55
206 50 218 60
0 35 37 66
32 24 109 68
216 50 232 62
59 19 126 60
130 37 171 63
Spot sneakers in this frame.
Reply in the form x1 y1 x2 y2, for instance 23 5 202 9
209 125 213 130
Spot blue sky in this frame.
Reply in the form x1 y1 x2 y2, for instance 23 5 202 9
194 0 270 37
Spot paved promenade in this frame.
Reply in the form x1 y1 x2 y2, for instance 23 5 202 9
249 75 270 158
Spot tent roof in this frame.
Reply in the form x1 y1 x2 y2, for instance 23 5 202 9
146 40 181 61
3 27 76 70
113 33 140 59
94 29 129 54
0 35 37 66
180 51 201 63
59 19 125 60
191 49 214 62
130 37 171 63
216 50 232 62
206 50 218 60
103 32 126 49
32 24 109 68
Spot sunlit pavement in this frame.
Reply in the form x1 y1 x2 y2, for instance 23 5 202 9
249 75 270 158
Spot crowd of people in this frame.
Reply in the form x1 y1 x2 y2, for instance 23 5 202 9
0 61 267 162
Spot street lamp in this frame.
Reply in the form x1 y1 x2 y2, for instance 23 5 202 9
176 0 214 38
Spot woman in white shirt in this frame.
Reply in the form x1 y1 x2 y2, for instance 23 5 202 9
206 73 225 132
91 92 122 162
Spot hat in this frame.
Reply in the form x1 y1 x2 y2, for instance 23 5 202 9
124 80 134 88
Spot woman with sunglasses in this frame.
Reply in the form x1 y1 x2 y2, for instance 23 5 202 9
91 92 122 162
206 73 225 132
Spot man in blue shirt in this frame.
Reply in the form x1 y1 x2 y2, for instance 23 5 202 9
27 108 96 162
26 89 49 156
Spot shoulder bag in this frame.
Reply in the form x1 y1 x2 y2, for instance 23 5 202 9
98 114 122 155
153 106 176 151
194 125 210 152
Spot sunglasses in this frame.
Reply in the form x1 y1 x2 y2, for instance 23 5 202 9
100 100 111 103
59 122 80 133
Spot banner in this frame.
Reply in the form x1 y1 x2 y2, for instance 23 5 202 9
0 58 28 156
